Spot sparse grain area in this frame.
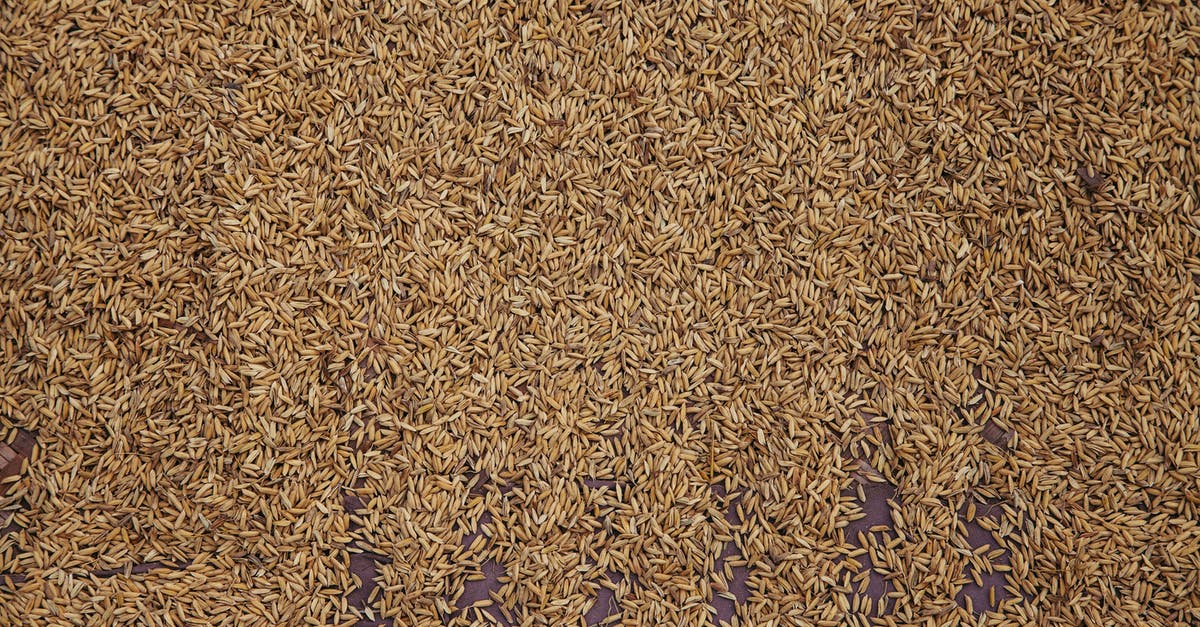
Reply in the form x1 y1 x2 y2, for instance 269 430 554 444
1 0 1199 625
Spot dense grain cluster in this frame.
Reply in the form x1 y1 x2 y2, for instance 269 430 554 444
2 0 1199 624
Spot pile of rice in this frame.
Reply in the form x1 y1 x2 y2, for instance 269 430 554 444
1 0 1198 624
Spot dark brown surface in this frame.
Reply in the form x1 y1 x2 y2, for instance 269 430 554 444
0 429 34 487
319 444 1014 624
0 423 1012 622
0 445 17 482
0 430 34 531
0 398 1008 622
955 498 1014 613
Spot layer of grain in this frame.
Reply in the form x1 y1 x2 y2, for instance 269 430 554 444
2 0 1199 625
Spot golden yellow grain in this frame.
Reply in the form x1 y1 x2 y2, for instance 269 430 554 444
1 0 1199 625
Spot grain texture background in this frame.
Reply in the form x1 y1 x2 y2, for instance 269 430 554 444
1 0 1199 625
